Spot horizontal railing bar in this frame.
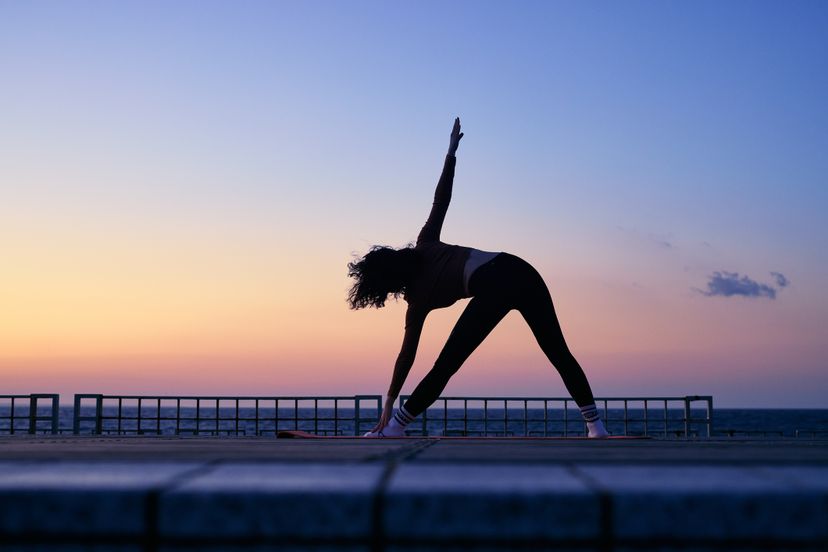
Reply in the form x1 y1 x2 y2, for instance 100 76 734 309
79 395 367 401
430 396 712 401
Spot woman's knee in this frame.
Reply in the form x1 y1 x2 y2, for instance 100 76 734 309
551 349 583 375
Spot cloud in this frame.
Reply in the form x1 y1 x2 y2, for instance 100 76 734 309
652 237 674 249
698 271 790 300
770 272 789 288
616 225 675 250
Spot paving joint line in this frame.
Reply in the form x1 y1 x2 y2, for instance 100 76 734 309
394 438 438 463
565 463 613 552
143 459 223 552
370 457 399 552
367 439 437 552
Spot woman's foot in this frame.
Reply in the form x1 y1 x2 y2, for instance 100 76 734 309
587 419 609 439
363 418 406 438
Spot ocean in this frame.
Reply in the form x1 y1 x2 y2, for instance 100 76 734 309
19 406 824 438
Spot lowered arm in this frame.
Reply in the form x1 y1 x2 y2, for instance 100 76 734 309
387 306 428 399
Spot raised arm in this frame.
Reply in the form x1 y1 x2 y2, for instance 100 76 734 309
416 117 464 244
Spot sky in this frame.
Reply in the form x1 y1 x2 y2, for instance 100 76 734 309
1 1 827 407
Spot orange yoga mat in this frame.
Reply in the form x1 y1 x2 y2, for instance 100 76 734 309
276 430 649 440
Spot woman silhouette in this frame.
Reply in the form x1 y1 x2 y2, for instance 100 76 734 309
348 118 608 438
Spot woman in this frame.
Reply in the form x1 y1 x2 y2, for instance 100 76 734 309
348 118 608 438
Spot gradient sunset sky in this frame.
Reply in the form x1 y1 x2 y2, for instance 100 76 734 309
2 2 826 407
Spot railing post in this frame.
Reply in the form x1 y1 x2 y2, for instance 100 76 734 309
27 395 37 435
49 395 59 434
353 397 360 436
94 394 103 434
683 396 691 438
706 396 713 438
73 394 82 435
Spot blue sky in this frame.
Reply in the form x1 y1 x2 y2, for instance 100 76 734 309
2 1 827 406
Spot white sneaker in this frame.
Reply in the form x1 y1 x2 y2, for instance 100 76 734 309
362 422 406 438
587 419 609 439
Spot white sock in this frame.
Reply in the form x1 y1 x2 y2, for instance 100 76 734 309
579 403 600 423
380 405 414 436
580 404 609 438
381 416 405 437
393 405 415 428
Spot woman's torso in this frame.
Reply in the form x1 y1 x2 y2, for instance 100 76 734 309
406 242 501 311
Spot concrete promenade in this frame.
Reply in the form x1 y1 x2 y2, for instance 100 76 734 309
0 435 826 551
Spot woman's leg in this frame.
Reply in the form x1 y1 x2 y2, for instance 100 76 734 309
513 262 607 436
515 263 597 408
402 294 511 417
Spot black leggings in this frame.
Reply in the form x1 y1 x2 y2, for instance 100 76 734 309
402 253 596 417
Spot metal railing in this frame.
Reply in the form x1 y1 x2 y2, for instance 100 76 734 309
72 394 382 436
8 393 828 440
5 393 827 440
2 393 716 438
399 395 714 438
0 394 60 435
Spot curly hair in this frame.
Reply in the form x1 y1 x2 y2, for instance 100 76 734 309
347 245 420 309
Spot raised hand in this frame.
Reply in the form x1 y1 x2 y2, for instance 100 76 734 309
448 117 463 156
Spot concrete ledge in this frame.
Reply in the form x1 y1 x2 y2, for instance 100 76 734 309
0 462 200 537
0 438 826 551
160 463 383 540
579 465 828 542
385 464 599 540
